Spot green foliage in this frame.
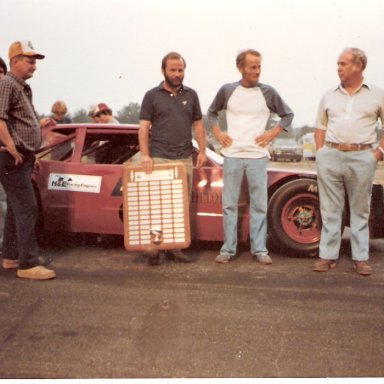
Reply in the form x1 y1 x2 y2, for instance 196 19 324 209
294 125 315 141
38 103 316 141
116 102 141 124
72 109 90 123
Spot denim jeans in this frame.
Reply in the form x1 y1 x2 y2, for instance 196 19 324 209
0 150 40 269
220 156 268 257
316 146 377 261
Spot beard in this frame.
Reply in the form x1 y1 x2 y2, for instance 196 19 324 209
164 73 183 89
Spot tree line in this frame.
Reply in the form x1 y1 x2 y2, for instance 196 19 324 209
41 102 315 141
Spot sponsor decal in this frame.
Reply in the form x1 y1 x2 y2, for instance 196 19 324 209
48 173 102 193
307 184 318 193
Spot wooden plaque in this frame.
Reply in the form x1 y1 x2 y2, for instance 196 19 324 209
122 162 191 252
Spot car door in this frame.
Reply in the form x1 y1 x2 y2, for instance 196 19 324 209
35 127 139 235
190 163 224 241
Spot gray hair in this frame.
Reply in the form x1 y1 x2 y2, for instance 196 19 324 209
343 47 367 70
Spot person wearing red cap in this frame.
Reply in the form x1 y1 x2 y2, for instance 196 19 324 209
0 41 56 280
91 103 119 124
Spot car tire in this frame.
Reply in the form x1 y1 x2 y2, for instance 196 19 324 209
267 178 321 257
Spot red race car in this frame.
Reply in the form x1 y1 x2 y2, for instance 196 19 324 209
32 124 384 257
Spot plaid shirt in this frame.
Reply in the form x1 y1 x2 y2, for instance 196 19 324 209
0 73 42 151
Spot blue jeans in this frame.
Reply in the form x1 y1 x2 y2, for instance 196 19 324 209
0 150 40 269
316 146 377 261
220 156 268 257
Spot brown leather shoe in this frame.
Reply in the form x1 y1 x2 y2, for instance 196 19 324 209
353 261 372 276
17 266 56 280
312 258 337 272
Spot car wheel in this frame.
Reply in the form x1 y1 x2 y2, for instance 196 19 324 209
268 178 321 257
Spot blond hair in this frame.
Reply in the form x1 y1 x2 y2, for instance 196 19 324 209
51 100 68 115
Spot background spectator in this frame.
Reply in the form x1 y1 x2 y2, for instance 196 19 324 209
40 100 72 128
91 103 119 124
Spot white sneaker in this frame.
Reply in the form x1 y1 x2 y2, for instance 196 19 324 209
254 254 272 265
215 254 231 263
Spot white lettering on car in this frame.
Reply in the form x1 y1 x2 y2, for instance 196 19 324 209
307 184 318 193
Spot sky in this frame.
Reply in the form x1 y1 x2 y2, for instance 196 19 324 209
2 0 384 127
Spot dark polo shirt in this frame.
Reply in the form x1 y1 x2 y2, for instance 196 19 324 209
140 83 202 159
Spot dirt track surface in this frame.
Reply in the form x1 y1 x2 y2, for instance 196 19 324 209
0 232 383 379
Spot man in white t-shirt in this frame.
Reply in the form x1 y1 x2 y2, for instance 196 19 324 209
207 49 294 264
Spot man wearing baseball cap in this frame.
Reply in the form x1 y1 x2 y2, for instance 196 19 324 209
0 40 56 280
88 103 119 124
